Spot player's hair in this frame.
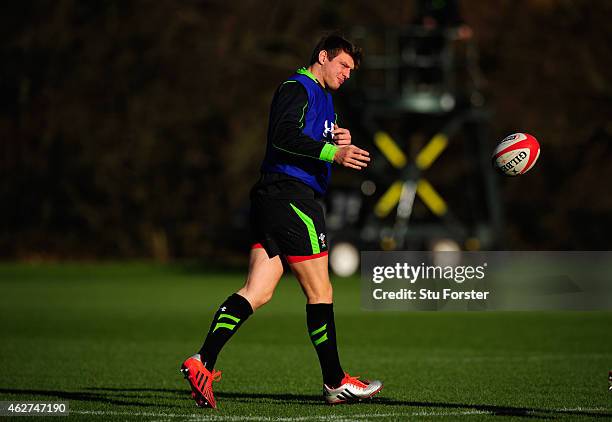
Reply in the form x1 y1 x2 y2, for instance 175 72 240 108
309 33 362 69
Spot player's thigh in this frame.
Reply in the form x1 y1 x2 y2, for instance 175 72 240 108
250 195 331 303
277 198 331 304
290 254 333 304
237 247 283 310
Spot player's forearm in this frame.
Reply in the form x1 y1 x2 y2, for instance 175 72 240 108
271 123 338 162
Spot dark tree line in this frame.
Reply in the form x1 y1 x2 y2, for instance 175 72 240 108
2 0 611 260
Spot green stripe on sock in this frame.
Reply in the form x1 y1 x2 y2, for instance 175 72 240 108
313 332 328 346
289 203 320 254
310 323 327 337
218 313 240 323
213 322 237 333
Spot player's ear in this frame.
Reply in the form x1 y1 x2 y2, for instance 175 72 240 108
318 50 327 65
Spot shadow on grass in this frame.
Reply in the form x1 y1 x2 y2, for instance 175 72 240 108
0 388 177 408
3 387 610 419
86 387 612 419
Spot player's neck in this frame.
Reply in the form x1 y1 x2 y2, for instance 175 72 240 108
307 64 325 88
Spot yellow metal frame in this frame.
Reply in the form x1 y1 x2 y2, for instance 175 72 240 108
374 131 449 218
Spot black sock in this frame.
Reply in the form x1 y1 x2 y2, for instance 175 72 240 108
199 293 253 370
306 303 344 387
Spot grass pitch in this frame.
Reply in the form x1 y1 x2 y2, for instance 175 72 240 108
0 263 611 421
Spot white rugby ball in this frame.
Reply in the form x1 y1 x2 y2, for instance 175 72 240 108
492 133 540 176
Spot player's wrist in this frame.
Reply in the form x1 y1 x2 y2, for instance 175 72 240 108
319 143 339 163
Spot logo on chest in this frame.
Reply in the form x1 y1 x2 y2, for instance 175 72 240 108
323 120 334 141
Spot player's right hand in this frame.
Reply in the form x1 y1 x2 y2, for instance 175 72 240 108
333 145 370 170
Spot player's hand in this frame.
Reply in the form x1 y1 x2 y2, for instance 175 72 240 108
333 145 370 170
332 124 351 146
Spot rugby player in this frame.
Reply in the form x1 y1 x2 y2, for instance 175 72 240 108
180 34 382 408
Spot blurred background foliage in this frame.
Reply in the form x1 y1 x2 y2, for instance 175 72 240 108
2 0 612 261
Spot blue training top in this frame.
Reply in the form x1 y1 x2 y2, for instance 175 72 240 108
260 68 338 195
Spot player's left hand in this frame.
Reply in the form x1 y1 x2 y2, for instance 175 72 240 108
332 124 351 146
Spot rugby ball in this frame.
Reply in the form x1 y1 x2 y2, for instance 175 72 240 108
492 133 540 176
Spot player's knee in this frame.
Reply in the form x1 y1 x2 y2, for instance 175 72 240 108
307 283 333 303
237 288 272 311
251 291 274 310
240 288 274 311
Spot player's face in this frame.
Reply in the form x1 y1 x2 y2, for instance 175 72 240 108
322 51 355 91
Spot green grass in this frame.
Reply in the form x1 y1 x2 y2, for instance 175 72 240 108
0 262 611 420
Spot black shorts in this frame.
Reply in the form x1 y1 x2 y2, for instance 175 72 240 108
249 191 328 263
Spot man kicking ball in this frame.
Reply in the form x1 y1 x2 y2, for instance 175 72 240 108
181 33 382 408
